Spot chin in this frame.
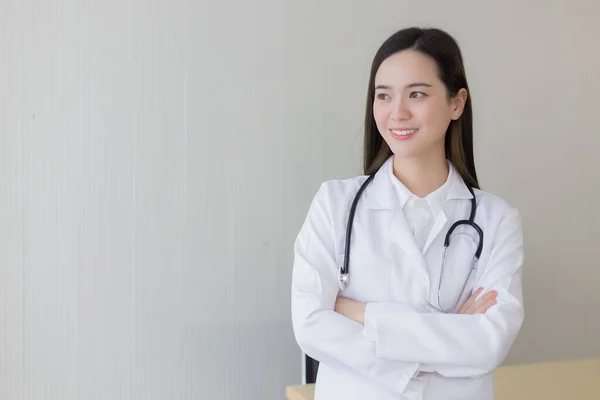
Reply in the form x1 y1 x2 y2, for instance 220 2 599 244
387 144 421 160
384 135 445 162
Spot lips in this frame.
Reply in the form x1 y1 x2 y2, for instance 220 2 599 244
390 128 418 140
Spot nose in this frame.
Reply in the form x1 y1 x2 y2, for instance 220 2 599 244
390 98 411 121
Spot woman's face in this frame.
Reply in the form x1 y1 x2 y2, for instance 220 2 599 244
373 50 466 161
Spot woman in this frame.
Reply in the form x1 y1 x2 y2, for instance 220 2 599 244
291 27 524 400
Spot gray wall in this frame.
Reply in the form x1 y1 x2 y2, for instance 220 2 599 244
1 0 599 399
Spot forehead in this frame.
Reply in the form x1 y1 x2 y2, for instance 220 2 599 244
374 50 441 86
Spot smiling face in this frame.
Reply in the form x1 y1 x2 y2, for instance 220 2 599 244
373 49 467 162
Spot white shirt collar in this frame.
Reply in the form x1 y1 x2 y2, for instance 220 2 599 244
387 156 453 217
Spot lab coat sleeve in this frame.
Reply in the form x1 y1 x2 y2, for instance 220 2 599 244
291 183 419 394
363 208 525 378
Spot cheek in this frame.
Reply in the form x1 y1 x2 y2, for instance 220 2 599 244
419 102 452 132
373 104 389 131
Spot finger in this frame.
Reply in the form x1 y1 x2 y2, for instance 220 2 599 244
475 298 497 314
476 291 497 305
474 297 497 314
461 287 491 314
463 290 497 314
468 291 497 313
459 287 483 314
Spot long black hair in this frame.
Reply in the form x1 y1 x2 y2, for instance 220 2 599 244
363 27 479 189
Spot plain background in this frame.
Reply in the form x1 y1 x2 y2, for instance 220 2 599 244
1 0 599 399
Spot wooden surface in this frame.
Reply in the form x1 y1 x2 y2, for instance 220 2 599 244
493 357 600 399
286 357 600 400
285 383 315 400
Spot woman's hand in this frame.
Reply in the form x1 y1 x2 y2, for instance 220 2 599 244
334 296 366 325
335 287 496 324
458 287 497 314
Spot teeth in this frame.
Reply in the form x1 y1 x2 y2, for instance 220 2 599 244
391 129 417 136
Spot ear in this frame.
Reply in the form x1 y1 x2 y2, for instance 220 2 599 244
451 88 468 120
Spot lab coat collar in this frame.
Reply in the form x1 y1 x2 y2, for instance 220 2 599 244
361 156 473 210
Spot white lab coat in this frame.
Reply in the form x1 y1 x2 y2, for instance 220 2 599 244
291 157 524 400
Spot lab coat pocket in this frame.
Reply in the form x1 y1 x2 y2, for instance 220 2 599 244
336 253 391 302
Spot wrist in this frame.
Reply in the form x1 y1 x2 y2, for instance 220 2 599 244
355 302 366 325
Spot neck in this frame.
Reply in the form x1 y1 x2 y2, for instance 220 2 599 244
392 154 449 198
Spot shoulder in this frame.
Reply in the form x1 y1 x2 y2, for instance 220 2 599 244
473 188 523 233
311 174 370 207
296 174 369 249
474 188 518 214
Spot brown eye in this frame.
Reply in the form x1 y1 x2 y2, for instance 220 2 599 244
409 91 426 99
376 93 391 100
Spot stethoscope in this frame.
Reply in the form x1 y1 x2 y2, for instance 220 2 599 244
338 170 484 313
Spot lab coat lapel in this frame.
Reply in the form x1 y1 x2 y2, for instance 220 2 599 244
389 206 423 261
422 211 448 255
422 164 475 254
361 158 427 269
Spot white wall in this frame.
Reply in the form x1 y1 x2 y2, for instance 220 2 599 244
1 1 599 399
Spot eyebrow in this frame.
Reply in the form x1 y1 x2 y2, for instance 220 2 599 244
374 83 433 90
